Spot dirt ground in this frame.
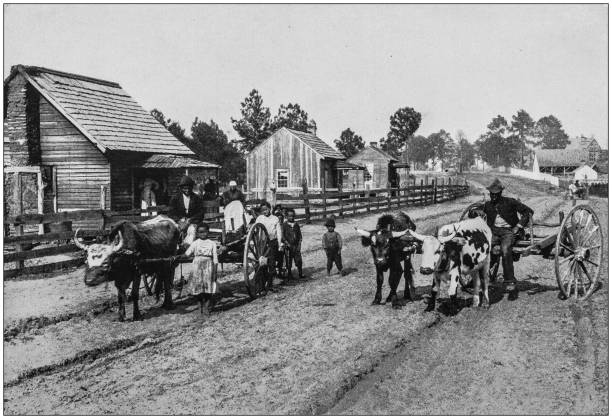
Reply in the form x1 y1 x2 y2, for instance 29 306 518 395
3 174 608 415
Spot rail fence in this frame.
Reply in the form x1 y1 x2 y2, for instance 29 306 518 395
3 179 469 279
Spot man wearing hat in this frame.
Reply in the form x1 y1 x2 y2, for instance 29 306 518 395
483 178 533 300
169 175 205 240
222 180 245 206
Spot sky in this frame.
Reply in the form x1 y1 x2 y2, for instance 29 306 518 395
3 4 609 149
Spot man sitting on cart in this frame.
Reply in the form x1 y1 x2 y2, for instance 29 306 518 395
483 178 534 301
255 201 284 290
168 175 205 248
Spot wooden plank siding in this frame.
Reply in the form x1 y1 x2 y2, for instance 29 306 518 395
38 97 110 225
347 147 392 190
246 129 321 195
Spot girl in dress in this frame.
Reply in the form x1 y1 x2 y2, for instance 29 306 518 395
183 223 219 314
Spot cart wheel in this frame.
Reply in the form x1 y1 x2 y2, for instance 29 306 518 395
459 202 486 222
555 205 603 300
243 223 271 299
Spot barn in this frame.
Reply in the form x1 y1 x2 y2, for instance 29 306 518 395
3 65 220 221
533 149 588 178
245 127 364 198
346 142 409 190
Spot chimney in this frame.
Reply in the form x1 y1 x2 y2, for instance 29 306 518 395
370 142 377 147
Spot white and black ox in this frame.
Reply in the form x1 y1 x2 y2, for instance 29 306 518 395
409 217 492 312
355 212 418 309
74 215 181 321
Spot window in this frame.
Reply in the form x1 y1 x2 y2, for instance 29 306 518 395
276 169 289 188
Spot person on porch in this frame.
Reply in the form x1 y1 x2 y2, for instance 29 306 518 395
168 175 205 246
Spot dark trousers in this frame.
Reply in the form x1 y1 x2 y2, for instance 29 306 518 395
491 226 515 283
266 239 279 288
286 245 303 276
325 248 343 273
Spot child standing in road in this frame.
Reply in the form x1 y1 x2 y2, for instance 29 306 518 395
182 223 219 314
282 208 305 279
322 217 343 276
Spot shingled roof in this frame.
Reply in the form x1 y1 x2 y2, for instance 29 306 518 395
368 144 398 161
284 128 345 160
140 154 220 169
535 149 589 167
5 65 193 155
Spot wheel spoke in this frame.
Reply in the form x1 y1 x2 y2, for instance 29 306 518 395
559 255 574 265
249 243 258 258
583 259 599 267
578 261 594 286
560 243 575 254
581 225 600 247
585 244 602 251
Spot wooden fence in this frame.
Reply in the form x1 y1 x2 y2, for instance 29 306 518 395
3 179 469 279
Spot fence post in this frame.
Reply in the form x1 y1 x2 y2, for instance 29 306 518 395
353 191 357 215
387 188 392 210
396 186 401 208
338 192 344 218
366 191 371 213
302 182 311 224
433 178 438 204
419 179 424 206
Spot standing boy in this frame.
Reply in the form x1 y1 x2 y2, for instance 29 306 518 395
322 217 343 276
255 201 283 289
282 208 305 279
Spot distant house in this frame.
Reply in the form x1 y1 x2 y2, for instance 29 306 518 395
533 149 588 177
573 164 598 181
245 127 363 198
3 65 219 220
566 136 602 164
347 142 409 189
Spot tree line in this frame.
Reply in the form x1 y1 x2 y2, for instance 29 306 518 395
153 88 583 182
334 108 577 171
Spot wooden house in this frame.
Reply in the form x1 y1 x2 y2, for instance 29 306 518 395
533 149 588 178
245 127 363 198
347 142 409 190
567 136 602 164
3 65 219 221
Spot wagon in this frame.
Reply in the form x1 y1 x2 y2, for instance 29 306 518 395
458 202 604 300
141 201 274 300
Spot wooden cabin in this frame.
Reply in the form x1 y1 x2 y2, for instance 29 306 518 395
245 127 361 198
3 65 219 223
347 142 409 190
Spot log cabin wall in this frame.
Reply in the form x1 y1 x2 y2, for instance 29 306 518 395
246 129 321 196
38 97 111 212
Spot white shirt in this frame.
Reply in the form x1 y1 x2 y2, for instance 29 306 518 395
182 194 191 214
494 214 512 228
185 238 218 264
255 214 283 243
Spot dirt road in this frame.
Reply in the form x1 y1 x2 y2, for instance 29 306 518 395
331 196 609 416
3 176 608 415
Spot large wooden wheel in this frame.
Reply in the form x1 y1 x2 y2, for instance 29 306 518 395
243 222 271 299
555 205 603 300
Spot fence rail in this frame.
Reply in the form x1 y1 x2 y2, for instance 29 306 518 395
4 180 469 279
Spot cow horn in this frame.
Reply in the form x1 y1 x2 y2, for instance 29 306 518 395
354 227 371 238
408 230 427 242
438 226 458 244
391 228 410 238
73 229 88 250
111 230 125 252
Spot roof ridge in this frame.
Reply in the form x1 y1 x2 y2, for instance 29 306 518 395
17 65 121 88
370 145 398 161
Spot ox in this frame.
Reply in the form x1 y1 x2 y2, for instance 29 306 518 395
410 217 492 312
74 215 181 321
356 212 418 308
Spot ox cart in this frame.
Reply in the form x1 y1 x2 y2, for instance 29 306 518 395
141 201 272 300
458 202 603 301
